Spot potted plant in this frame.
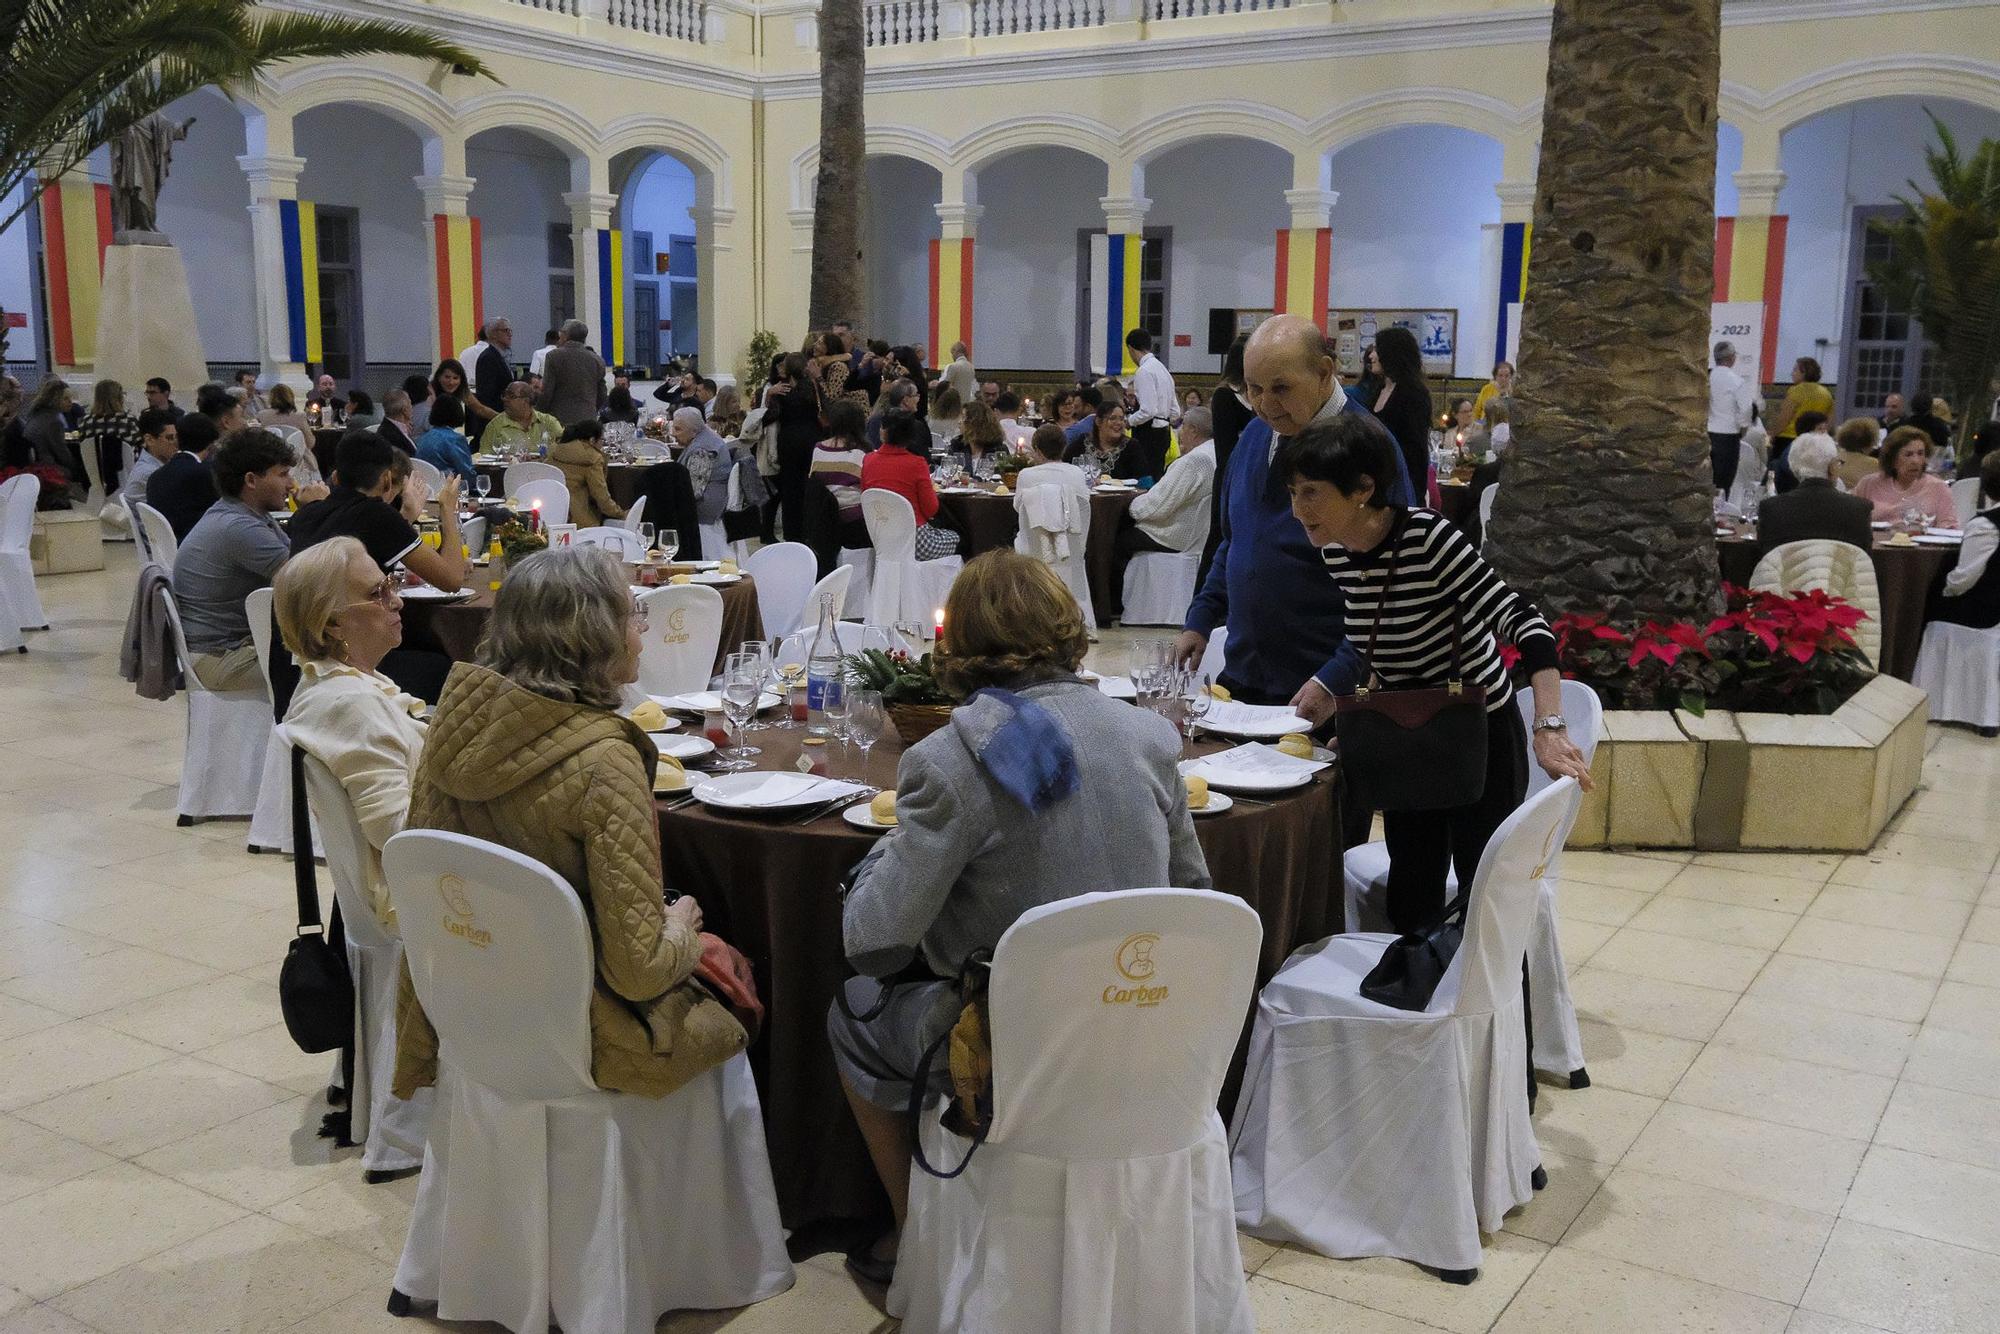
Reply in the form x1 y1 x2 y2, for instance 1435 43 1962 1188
490 520 548 582
844 647 954 744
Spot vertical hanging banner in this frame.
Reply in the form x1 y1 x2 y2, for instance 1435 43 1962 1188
1492 221 1531 369
927 236 974 362
38 178 113 367
433 213 483 362
279 199 322 366
595 229 627 365
1086 232 1143 377
1271 226 1331 331
1712 215 1787 379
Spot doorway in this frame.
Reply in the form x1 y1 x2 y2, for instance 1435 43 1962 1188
633 281 659 372
315 206 363 385
1837 204 1939 420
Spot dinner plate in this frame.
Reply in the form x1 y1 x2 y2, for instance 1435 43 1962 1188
1872 521 1892 529
1188 792 1235 817
654 691 781 714
690 572 742 585
653 733 715 761
629 711 681 734
396 586 476 601
1181 758 1314 793
1914 534 1962 546
843 804 897 832
1926 527 1965 539
692 772 867 812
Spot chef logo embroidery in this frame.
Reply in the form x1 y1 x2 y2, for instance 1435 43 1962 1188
439 873 491 948
1104 932 1167 1007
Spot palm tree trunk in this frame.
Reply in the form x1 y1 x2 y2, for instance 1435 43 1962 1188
809 0 867 331
1488 0 1723 622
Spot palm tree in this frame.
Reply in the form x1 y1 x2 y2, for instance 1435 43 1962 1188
1870 114 2000 460
1487 0 1722 623
0 0 493 235
807 0 866 331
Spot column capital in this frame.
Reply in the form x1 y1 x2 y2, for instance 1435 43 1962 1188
787 207 816 254
237 153 306 200
562 189 619 230
934 202 984 236
413 173 476 216
1732 169 1788 217
1283 188 1338 231
1099 194 1151 234
692 205 736 253
1494 179 1537 224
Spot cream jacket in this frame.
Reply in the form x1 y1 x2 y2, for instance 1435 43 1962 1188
1129 440 1215 552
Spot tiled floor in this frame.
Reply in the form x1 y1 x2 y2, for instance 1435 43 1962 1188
3 544 1998 1332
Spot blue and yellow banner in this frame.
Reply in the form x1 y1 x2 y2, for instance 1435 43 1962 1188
1087 232 1144 377
595 229 627 365
279 199 321 365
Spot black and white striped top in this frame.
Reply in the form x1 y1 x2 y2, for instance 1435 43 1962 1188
1320 508 1558 713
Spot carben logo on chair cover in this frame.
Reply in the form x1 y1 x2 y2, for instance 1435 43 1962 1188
1104 932 1167 1007
662 607 689 645
438 873 491 948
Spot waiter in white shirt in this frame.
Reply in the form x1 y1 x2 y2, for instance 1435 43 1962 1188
1125 327 1177 480
1708 340 1758 493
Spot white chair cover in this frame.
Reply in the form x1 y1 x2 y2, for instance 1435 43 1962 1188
458 514 487 557
1343 681 1601 1083
503 461 564 496
634 583 725 696
1233 779 1583 1275
1751 539 1883 668
516 478 570 528
0 475 48 629
0 573 23 653
284 732 431 1172
1478 482 1499 531
99 492 136 543
408 457 445 494
135 501 179 572
243 586 321 857
1914 621 2000 731
160 587 271 821
862 490 962 630
697 519 728 562
836 547 873 618
618 493 648 533
1951 477 1982 527
568 526 646 559
382 831 793 1333
1120 549 1200 626
796 566 853 642
1014 484 1096 626
891 889 1261 1334
743 541 816 641
774 620 894 671
630 438 671 460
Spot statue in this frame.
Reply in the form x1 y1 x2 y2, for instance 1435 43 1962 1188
109 113 195 239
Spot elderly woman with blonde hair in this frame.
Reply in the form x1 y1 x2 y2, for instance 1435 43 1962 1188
276 536 426 930
826 548 1210 1284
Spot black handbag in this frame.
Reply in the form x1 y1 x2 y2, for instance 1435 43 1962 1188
1360 891 1467 1011
1333 515 1488 811
278 745 353 1055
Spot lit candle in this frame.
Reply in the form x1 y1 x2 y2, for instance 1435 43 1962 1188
933 607 945 646
530 498 542 533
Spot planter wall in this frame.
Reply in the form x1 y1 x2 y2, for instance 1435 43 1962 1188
1569 675 1929 852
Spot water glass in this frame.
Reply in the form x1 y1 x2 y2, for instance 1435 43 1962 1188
638 522 655 554
738 640 775 730
822 673 851 749
775 638 810 727
475 474 492 502
659 528 680 562
847 689 885 774
718 654 763 765
1181 672 1214 753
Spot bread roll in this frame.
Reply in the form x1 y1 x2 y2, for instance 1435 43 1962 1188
1276 733 1315 759
1184 774 1210 810
870 790 899 825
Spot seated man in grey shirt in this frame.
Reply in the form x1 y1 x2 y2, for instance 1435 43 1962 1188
170 429 302 691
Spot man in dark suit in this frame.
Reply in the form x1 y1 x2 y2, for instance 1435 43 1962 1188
537 319 606 428
1756 431 1873 557
376 390 416 456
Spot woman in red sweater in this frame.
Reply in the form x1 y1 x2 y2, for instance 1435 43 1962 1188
861 411 962 559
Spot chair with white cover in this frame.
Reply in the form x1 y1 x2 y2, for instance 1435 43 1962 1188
1120 549 1200 626
503 461 564 496
1013 483 1095 626
836 547 873 618
515 478 570 528
1232 778 1584 1281
1751 538 1883 668
160 587 272 822
1478 482 1499 532
382 830 793 1332
743 541 816 640
568 526 646 560
617 493 648 534
0 474 48 629
458 514 487 557
634 583 725 696
407 457 445 495
794 566 853 643
135 501 179 571
286 730 431 1175
697 519 728 562
1951 476 1982 527
1342 680 1602 1086
889 889 1261 1334
862 489 961 631
1914 621 2000 735
773 616 892 673
244 587 321 857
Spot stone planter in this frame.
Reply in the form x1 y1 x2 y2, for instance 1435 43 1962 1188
1569 675 1929 852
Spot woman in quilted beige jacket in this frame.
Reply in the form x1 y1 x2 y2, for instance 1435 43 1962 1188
392 545 743 1099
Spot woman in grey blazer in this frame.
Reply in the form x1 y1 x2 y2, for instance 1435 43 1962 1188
828 549 1210 1284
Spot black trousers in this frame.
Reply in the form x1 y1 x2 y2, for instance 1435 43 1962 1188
1129 423 1171 481
1380 704 1531 935
1709 431 1743 492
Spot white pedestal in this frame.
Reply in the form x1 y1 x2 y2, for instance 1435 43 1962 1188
94 244 208 394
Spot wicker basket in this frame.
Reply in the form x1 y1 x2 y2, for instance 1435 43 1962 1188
888 703 954 746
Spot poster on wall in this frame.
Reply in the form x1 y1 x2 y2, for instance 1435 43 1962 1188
1330 309 1459 377
1709 302 1765 386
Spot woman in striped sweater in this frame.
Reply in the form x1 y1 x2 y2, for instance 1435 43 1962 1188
1275 412 1593 934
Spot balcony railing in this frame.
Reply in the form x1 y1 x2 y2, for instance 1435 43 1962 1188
512 0 579 13
609 0 711 40
970 0 1109 37
862 0 1295 46
865 0 940 45
1149 0 1290 15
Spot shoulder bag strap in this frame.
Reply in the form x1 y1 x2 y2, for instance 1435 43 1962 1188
291 746 322 935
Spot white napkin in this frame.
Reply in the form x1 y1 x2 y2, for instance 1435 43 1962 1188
1180 743 1330 783
711 773 864 807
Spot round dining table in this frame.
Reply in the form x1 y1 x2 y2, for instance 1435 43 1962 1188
398 566 763 674
934 485 1138 627
1716 532 1953 681
655 713 1346 1229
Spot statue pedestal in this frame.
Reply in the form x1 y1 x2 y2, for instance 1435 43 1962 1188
94 243 208 394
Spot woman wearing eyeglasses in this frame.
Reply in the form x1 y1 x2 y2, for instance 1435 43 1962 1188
274 536 426 931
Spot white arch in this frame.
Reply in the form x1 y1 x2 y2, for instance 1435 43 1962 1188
1732 55 2000 136
599 114 733 205
456 92 599 166
789 125 953 208
1310 88 1532 158
1121 102 1313 167
266 63 454 146
950 114 1120 176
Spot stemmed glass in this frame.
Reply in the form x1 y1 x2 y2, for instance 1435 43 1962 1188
1129 638 1171 706
1181 672 1214 755
775 635 809 728
638 521 656 555
474 473 492 504
847 689 885 777
738 640 775 730
822 672 851 755
716 652 763 768
659 528 680 562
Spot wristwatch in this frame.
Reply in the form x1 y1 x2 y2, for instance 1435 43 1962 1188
1533 715 1568 733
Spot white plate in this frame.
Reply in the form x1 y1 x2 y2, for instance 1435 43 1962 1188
1188 792 1235 817
1914 534 1962 546
654 691 780 714
692 772 867 812
653 733 715 761
1181 742 1331 793
628 711 681 734
843 803 898 832
1194 701 1315 739
691 572 742 585
1872 521 1892 529
396 586 476 601
1926 527 1965 539
1093 674 1138 700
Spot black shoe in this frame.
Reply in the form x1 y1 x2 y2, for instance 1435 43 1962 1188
364 1166 421 1185
844 1240 897 1288
1569 1067 1592 1089
1531 1165 1548 1191
1438 1267 1479 1284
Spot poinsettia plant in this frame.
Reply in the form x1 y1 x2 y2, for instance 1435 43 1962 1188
0 464 74 510
844 648 952 706
1506 585 1875 716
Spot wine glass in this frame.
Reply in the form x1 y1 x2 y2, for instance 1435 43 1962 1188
822 672 851 752
659 527 680 562
738 640 775 731
1182 672 1214 754
775 635 810 728
475 473 492 504
638 521 656 555
848 689 885 775
719 654 762 765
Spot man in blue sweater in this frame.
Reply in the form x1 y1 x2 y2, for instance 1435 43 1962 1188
1174 314 1413 724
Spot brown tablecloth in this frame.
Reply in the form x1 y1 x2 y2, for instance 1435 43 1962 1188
473 461 649 512
658 720 1344 1229
1717 537 1952 681
400 568 762 674
310 428 345 479
936 488 1138 627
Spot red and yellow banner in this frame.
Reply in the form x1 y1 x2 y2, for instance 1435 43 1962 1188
39 178 113 368
1713 214 1788 376
928 237 973 362
1272 227 1331 331
432 213 483 362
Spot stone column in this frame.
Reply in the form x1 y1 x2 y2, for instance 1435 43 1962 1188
238 153 310 389
691 201 737 380
563 188 619 363
1720 129 1790 383
1275 187 1337 329
931 200 983 364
